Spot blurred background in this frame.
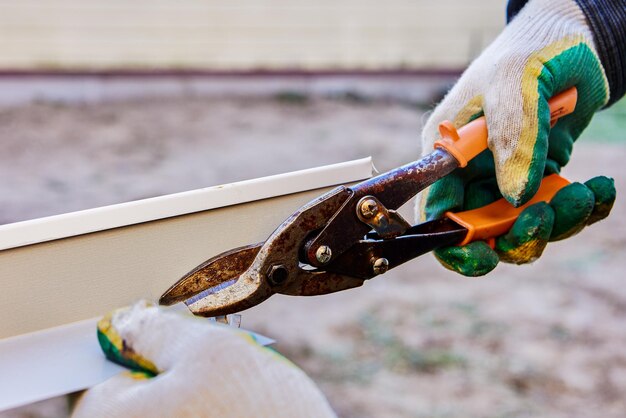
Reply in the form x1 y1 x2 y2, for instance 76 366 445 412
1 1 625 417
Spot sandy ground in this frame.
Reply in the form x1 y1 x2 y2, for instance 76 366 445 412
1 91 625 418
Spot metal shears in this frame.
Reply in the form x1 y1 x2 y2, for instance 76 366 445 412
159 88 578 317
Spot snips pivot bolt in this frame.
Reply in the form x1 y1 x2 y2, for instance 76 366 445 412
267 265 289 286
359 198 379 219
315 245 333 264
372 258 389 275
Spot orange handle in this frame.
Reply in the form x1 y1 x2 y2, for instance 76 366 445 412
445 174 570 246
434 87 578 168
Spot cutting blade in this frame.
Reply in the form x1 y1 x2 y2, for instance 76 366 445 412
159 243 261 306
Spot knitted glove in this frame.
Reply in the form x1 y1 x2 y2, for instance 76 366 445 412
417 0 615 276
71 301 336 418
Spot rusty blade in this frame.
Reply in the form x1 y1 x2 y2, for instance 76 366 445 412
159 243 262 306
278 269 366 296
185 269 273 317
183 186 354 316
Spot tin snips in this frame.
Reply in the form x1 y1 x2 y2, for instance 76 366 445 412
159 88 578 317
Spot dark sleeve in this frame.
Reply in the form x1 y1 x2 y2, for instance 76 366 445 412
507 0 626 106
506 0 529 21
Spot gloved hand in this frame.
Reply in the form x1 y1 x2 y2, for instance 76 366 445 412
417 0 616 276
71 301 336 418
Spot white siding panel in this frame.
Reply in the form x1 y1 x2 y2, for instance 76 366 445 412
0 158 373 340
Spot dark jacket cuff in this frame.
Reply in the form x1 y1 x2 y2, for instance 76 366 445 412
506 0 626 106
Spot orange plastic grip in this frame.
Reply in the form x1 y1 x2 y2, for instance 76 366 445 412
434 87 578 167
445 174 570 246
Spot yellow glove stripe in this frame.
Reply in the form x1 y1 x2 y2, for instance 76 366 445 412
496 238 548 264
97 312 160 375
125 370 153 381
452 95 485 128
500 35 604 201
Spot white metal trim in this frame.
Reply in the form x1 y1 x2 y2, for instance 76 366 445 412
0 158 373 251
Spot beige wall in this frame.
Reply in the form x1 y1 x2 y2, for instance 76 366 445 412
0 0 505 70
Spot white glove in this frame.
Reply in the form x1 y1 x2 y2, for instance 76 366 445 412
71 301 336 418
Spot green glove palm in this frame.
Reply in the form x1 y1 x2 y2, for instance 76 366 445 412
430 176 615 276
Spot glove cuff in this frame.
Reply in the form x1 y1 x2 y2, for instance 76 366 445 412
575 0 626 106
507 0 626 106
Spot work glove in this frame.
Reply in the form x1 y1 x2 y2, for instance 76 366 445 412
71 301 336 418
416 0 616 276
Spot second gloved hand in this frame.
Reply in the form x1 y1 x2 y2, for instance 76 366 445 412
71 301 336 418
